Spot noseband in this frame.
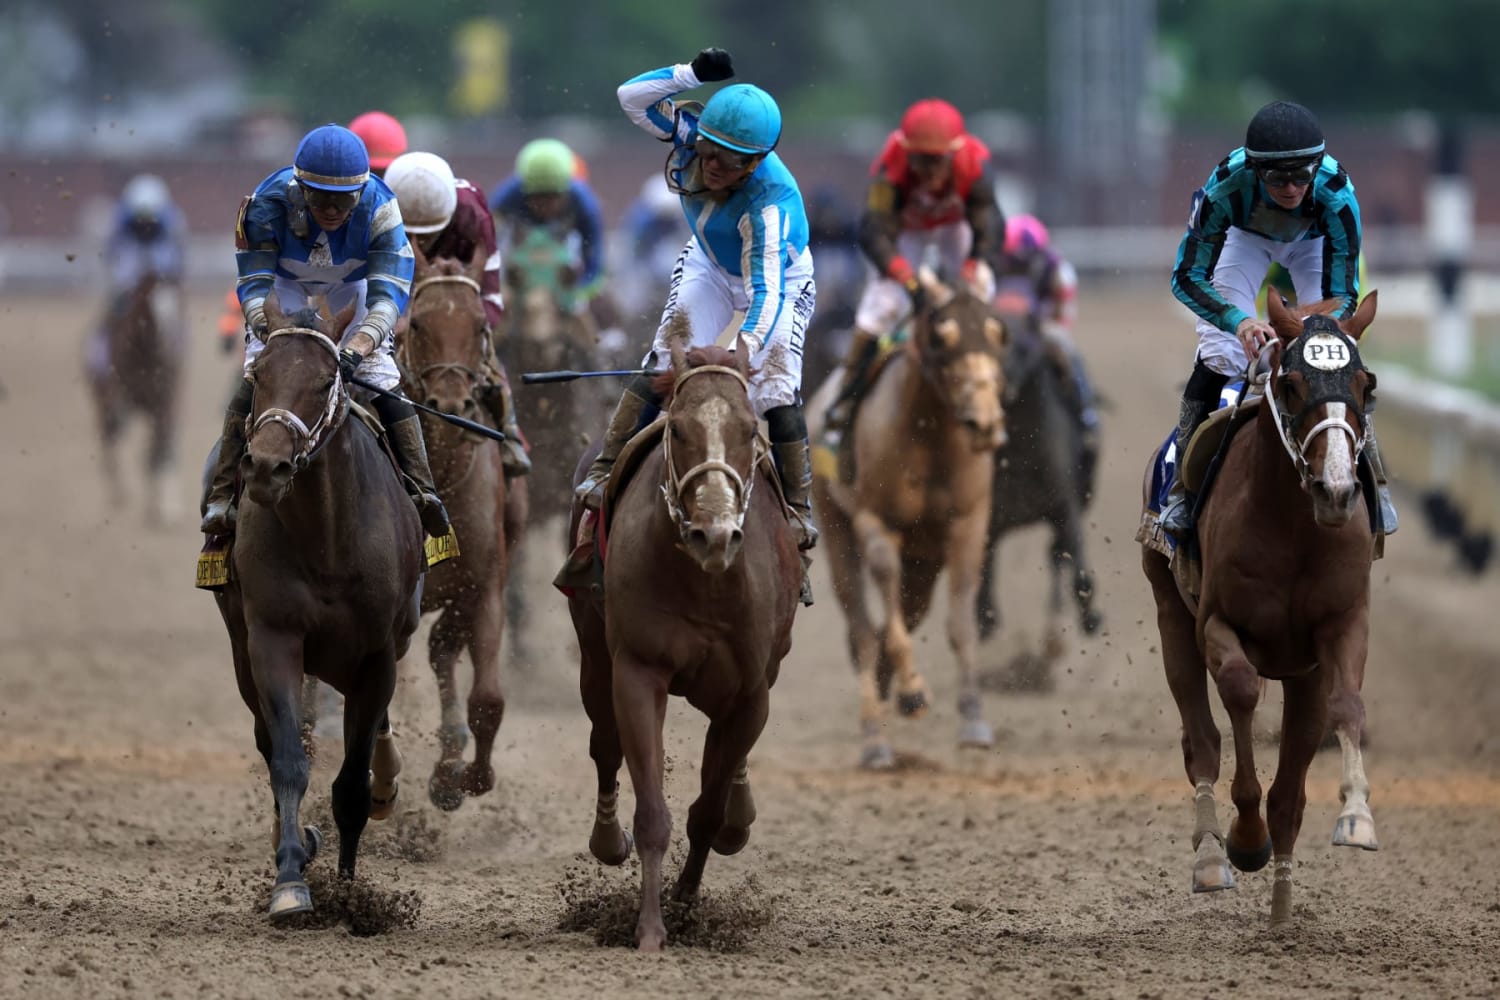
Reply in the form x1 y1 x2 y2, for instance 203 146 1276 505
248 328 347 468
401 273 491 401
660 364 758 532
1256 338 1368 488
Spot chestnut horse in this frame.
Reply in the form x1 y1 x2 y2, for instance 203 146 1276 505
1140 292 1381 926
566 328 802 951
212 295 422 921
809 270 1008 769
398 247 513 810
88 271 183 524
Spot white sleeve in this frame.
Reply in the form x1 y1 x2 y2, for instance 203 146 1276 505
617 64 702 141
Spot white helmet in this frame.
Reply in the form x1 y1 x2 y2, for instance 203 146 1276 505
385 151 457 235
122 174 170 219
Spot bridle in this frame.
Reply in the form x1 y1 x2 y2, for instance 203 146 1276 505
1255 336 1369 489
659 364 758 532
399 273 491 403
247 328 347 468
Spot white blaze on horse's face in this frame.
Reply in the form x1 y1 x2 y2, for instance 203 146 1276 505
679 395 745 573
1274 329 1366 527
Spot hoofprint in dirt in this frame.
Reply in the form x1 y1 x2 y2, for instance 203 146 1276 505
1 289 1497 998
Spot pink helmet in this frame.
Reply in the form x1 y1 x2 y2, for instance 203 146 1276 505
1004 214 1050 255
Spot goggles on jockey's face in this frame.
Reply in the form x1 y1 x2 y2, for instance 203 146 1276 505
694 138 756 172
906 151 954 173
1254 159 1317 189
298 182 361 215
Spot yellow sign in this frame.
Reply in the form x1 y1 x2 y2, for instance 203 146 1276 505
452 19 510 117
425 527 461 567
195 546 229 589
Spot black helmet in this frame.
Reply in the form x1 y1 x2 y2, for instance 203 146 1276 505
1245 101 1324 164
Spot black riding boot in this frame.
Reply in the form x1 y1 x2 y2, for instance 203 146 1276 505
768 405 817 607
575 375 658 511
375 394 451 539
1159 361 1229 540
200 377 254 536
822 328 880 443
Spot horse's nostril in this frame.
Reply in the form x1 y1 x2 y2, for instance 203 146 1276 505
729 528 744 548
424 397 440 411
687 527 709 548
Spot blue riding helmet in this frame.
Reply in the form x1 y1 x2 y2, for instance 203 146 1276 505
293 124 370 192
697 84 782 155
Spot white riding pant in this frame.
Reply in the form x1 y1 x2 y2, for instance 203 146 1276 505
644 238 817 417
241 277 401 390
853 221 972 336
1194 228 1326 377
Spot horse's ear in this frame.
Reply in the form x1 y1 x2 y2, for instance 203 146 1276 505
465 246 486 288
1344 290 1378 342
409 236 429 274
332 300 358 338
263 291 286 332
983 314 1006 350
918 265 955 310
665 311 691 373
731 334 752 379
1266 291 1301 342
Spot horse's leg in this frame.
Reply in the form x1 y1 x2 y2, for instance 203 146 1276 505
975 522 1002 642
247 627 316 920
945 508 994 748
1143 549 1232 891
575 604 630 865
853 510 906 768
369 711 402 821
145 392 180 527
426 605 469 812
1265 670 1330 927
613 653 671 952
676 684 770 902
461 583 506 798
824 500 888 768
1055 506 1102 636
1321 608 1378 850
1203 613 1272 874
332 651 397 880
504 528 532 672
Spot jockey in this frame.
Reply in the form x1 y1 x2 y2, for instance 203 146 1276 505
89 174 188 380
201 123 450 540
823 98 1005 433
994 214 1099 448
383 150 532 477
347 110 408 178
1162 100 1396 539
488 138 607 312
574 47 819 554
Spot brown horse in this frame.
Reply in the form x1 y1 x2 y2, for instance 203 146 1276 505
398 247 513 811
1140 292 1381 926
213 294 422 921
809 269 1008 769
566 328 802 951
88 271 182 524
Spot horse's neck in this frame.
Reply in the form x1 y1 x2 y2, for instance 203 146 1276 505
893 352 963 444
1244 401 1313 510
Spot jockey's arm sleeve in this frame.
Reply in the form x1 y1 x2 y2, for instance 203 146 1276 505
489 175 522 218
1170 188 1247 334
573 183 607 288
618 64 702 141
355 202 415 347
736 205 789 354
472 198 505 327
965 162 1005 264
235 195 281 327
857 176 904 274
1318 191 1362 318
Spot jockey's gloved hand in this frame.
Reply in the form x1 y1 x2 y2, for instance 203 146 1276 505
691 48 735 83
905 278 927 315
244 300 269 342
338 347 363 384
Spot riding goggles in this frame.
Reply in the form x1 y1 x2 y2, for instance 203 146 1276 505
694 138 757 172
1254 159 1318 188
907 151 955 172
298 182 362 214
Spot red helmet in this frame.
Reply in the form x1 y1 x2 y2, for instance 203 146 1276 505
899 99 965 154
347 111 407 171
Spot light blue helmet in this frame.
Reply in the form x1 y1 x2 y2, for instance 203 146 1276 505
697 84 781 155
293 124 370 192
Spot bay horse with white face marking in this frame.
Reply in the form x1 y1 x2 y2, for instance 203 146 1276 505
565 325 802 952
398 246 513 811
808 270 1008 769
1140 291 1381 927
213 294 422 921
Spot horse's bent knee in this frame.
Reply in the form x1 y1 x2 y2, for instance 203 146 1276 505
1215 660 1260 715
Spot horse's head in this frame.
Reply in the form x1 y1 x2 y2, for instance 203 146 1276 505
402 244 489 421
912 267 1009 450
1265 291 1379 527
242 293 355 507
651 317 759 574
503 228 581 358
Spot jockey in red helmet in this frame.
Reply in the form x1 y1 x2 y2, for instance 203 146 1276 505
347 111 408 177
824 98 1006 436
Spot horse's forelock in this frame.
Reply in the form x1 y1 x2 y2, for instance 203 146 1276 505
653 345 755 404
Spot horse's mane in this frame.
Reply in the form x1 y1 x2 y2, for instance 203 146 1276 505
652 345 755 403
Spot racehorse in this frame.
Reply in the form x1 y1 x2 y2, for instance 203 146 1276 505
213 294 422 921
565 326 802 951
974 307 1101 690
809 269 1009 769
498 227 612 668
398 246 512 810
88 271 182 525
1140 291 1382 926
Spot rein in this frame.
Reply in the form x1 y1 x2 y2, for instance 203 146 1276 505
1263 345 1368 487
659 364 758 531
248 327 347 467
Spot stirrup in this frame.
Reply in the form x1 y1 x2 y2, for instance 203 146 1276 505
1159 492 1194 539
575 470 609 511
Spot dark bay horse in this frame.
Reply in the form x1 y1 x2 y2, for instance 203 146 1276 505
88 271 182 524
975 309 1101 689
808 269 1009 768
1140 292 1381 926
566 328 802 951
398 247 512 811
214 295 422 921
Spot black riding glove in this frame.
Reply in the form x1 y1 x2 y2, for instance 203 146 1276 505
338 347 362 384
691 48 735 83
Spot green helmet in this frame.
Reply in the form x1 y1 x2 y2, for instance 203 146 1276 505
517 138 576 195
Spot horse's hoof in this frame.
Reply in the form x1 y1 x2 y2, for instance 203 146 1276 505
589 825 633 866
1331 811 1379 851
958 718 994 749
302 825 322 865
859 742 896 771
428 764 466 813
369 781 399 821
267 880 312 922
460 763 495 798
712 825 751 856
1192 858 1237 893
896 690 928 718
1080 609 1103 635
1227 835 1274 873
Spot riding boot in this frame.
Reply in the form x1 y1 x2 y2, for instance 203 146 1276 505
376 396 452 539
200 377 254 536
1362 417 1398 535
1158 395 1213 540
575 377 657 512
768 405 818 607
480 373 532 478
821 327 881 443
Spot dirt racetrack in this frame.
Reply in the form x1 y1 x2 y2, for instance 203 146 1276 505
2 286 1497 999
